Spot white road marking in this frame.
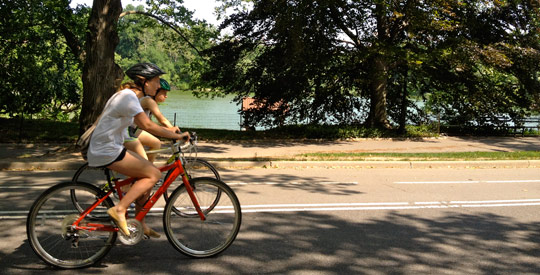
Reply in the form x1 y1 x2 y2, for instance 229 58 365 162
485 180 540 183
5 199 540 219
395 179 540 184
395 181 480 184
0 181 358 190
0 186 50 189
228 181 358 185
239 199 540 213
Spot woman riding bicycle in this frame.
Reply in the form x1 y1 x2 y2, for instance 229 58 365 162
87 62 189 238
124 78 179 163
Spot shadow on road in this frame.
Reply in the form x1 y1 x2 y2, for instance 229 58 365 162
3 210 540 274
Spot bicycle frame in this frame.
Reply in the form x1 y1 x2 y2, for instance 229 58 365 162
73 149 206 233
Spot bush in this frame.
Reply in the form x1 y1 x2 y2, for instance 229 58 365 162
0 118 441 143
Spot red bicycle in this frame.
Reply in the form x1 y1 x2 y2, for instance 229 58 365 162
26 140 242 269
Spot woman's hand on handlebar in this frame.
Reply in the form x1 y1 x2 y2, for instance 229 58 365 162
176 131 190 142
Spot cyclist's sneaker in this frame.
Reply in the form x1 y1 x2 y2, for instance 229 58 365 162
144 228 161 239
107 207 130 236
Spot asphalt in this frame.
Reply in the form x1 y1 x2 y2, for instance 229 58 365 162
1 136 540 170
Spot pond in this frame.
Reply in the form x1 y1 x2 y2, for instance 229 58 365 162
158 91 242 130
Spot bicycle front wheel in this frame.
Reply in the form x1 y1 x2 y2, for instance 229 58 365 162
27 181 116 269
163 177 241 258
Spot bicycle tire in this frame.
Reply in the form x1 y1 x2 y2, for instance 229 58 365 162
27 181 117 269
71 163 109 185
163 177 241 258
71 163 116 220
162 157 220 202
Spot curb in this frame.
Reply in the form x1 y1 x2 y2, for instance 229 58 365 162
2 160 540 171
248 160 540 169
0 161 86 171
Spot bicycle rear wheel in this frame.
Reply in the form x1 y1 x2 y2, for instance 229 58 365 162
163 177 241 258
72 163 110 186
71 164 117 220
27 181 117 268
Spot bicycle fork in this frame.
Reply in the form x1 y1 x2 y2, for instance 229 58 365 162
180 173 207 221
157 161 207 221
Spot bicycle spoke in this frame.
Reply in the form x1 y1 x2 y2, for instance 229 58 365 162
27 182 117 268
163 177 241 258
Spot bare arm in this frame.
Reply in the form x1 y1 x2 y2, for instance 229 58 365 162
133 112 188 141
140 97 178 130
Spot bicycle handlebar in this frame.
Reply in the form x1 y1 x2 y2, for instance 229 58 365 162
172 131 197 151
145 132 197 155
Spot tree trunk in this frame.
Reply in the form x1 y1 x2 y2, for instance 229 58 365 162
366 3 391 129
367 54 391 129
79 0 124 134
398 65 408 134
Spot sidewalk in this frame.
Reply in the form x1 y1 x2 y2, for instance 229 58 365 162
1 136 540 170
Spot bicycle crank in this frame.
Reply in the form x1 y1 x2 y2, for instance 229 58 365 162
118 218 144 245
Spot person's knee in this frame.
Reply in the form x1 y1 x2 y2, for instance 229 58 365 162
147 167 161 182
149 138 161 150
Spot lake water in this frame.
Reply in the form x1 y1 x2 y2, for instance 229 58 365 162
158 91 242 130
157 92 540 131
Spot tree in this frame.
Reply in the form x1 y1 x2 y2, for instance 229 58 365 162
420 1 540 127
1 0 212 134
78 0 213 132
79 0 124 132
203 0 440 129
204 0 540 130
116 4 218 90
0 0 87 121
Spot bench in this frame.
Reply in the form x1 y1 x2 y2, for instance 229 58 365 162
477 117 540 137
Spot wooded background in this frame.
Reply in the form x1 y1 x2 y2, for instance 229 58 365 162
1 0 539 134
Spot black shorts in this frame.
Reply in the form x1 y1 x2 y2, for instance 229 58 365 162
98 148 127 168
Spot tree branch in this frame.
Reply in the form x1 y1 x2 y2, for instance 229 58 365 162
119 10 203 57
57 23 85 65
327 5 362 50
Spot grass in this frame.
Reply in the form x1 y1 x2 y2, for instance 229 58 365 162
210 151 540 162
0 118 79 143
292 151 540 161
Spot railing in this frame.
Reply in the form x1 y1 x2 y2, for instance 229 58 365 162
440 117 540 137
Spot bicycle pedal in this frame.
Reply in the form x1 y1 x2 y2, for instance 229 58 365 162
118 219 143 245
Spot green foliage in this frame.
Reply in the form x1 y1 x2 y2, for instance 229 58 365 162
203 0 540 130
419 1 540 126
0 116 439 143
116 4 219 90
0 118 79 143
0 0 216 125
0 0 88 121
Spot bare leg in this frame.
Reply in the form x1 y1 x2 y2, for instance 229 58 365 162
124 139 148 160
107 151 160 233
137 130 161 163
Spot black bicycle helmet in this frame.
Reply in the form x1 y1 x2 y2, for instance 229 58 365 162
125 62 166 80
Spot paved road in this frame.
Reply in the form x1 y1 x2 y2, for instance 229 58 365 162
2 167 540 274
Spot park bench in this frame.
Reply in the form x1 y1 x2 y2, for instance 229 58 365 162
477 117 540 137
